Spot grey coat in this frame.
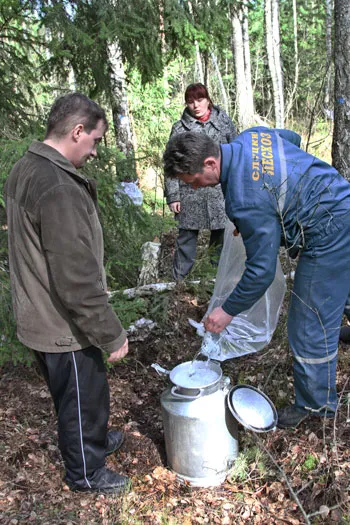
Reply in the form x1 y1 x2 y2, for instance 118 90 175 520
165 105 237 230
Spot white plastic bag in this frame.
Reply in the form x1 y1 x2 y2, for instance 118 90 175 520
114 181 143 206
200 221 286 361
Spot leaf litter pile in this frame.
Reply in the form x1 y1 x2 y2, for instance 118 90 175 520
1 280 349 524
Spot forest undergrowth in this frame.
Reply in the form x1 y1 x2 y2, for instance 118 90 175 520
0 235 349 525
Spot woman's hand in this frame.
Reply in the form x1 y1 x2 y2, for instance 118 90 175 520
203 307 233 334
169 201 181 214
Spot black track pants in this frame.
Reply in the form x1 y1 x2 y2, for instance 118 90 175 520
34 346 109 485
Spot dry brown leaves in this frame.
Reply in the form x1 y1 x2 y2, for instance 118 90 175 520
0 286 350 524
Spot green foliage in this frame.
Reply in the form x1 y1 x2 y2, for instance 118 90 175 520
110 292 170 330
228 446 269 483
0 268 33 367
83 144 172 290
0 136 37 207
128 66 182 173
301 453 318 472
0 0 45 134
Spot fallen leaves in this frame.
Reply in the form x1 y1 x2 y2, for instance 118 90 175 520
1 284 350 524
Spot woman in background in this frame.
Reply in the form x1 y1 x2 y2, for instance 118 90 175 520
165 83 237 280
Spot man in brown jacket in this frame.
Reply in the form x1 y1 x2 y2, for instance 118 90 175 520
4 93 130 494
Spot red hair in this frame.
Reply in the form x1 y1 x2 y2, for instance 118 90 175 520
184 83 213 107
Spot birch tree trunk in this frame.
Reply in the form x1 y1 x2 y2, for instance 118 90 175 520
230 1 255 130
324 0 333 114
332 0 350 180
108 42 134 158
188 0 204 83
285 0 299 120
211 52 229 114
265 0 284 127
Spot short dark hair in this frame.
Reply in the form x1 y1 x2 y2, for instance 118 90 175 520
185 83 213 108
163 132 220 179
45 93 108 139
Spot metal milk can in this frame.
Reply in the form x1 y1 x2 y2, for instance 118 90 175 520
153 360 239 487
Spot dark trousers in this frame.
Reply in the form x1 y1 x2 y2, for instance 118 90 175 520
173 228 224 280
34 346 109 486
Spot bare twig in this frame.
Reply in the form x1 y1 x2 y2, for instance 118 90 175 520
252 433 311 524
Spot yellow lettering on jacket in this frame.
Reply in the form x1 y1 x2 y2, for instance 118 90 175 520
250 132 275 180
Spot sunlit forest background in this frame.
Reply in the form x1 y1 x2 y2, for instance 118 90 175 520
0 0 347 364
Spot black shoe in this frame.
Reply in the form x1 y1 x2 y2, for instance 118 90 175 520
277 405 309 429
105 430 124 456
66 466 130 494
339 325 350 344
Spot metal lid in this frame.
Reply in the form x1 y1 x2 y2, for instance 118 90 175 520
227 385 277 432
169 361 222 390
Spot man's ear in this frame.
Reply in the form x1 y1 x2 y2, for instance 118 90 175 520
72 124 84 142
204 157 218 169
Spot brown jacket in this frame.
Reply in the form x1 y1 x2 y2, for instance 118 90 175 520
4 141 126 354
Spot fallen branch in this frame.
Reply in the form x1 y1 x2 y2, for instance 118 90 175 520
109 280 215 299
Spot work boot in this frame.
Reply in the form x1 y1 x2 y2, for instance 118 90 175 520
105 430 124 456
339 325 350 344
66 466 130 494
277 405 309 429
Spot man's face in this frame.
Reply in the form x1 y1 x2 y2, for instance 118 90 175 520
179 159 220 189
72 119 106 168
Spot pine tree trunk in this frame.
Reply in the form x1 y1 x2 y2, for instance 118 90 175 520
332 0 350 180
265 0 284 127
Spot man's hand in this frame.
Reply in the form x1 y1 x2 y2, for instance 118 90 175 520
203 307 233 334
169 201 181 214
107 339 129 363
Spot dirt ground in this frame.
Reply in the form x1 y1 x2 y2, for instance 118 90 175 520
1 237 350 524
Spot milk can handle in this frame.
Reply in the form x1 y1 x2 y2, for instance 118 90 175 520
171 386 202 399
151 363 170 377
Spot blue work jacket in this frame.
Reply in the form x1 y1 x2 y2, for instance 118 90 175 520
220 127 350 317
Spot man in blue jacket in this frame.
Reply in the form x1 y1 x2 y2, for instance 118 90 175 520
163 128 350 428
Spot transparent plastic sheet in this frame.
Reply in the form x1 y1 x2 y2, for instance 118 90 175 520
197 221 286 361
114 181 143 206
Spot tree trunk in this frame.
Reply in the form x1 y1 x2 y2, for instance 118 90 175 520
230 2 255 130
324 0 333 113
285 0 299 120
188 0 204 83
211 52 229 114
242 0 254 109
265 0 284 127
108 42 134 159
332 0 350 180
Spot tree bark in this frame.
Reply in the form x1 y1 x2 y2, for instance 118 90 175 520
108 42 134 158
324 0 334 113
332 0 350 180
230 1 255 130
285 0 299 120
211 52 229 114
265 0 284 127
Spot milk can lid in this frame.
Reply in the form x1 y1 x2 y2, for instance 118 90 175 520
227 385 277 432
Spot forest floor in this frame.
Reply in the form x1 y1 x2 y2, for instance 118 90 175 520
0 232 350 525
